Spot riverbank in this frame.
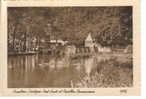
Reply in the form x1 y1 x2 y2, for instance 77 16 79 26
72 52 133 88
8 51 39 56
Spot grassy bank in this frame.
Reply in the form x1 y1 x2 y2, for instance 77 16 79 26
72 52 133 88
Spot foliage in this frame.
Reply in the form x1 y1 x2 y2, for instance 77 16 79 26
8 7 132 51
72 54 133 88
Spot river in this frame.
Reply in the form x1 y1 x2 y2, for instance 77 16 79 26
8 54 97 88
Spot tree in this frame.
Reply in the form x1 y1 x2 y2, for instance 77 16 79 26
8 7 132 52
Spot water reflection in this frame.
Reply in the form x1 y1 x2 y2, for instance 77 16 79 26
8 54 97 88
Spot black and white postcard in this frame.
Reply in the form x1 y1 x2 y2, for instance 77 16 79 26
0 0 141 96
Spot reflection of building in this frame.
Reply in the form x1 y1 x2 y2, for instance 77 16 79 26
84 56 95 76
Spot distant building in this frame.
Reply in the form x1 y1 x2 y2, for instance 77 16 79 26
85 33 95 52
85 33 111 53
94 42 111 53
85 33 94 48
64 45 76 56
50 39 68 46
98 46 111 53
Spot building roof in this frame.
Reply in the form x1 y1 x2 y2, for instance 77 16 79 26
86 33 93 41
